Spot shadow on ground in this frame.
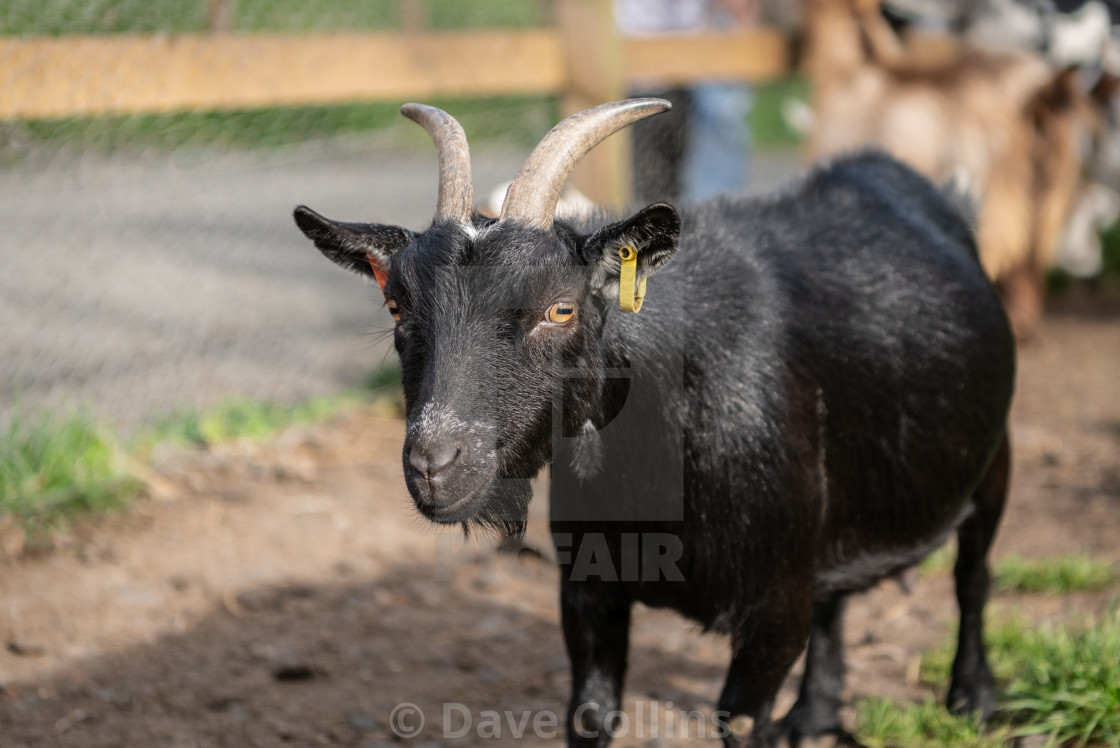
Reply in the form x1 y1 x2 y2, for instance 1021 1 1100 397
1 557 728 748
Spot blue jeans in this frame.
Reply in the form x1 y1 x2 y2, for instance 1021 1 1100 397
682 82 753 201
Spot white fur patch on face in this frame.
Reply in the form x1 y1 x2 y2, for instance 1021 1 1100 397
469 420 498 464
460 222 479 240
409 402 468 439
408 403 499 468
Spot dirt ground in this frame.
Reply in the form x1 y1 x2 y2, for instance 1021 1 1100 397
1 297 1119 748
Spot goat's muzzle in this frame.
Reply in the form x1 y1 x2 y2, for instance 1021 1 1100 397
403 427 496 523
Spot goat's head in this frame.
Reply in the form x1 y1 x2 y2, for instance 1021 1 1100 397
294 100 680 533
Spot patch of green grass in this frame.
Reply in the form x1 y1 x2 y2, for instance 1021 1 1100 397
0 0 548 36
231 0 399 34
998 613 1120 747
0 411 140 536
0 95 556 161
917 550 1118 595
0 363 405 543
917 640 954 689
857 697 1010 748
0 0 206 36
137 361 404 450
138 392 364 450
994 555 1117 595
919 542 956 575
751 74 807 148
872 613 1120 748
414 0 549 31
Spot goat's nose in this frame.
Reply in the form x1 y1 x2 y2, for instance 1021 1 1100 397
408 442 461 482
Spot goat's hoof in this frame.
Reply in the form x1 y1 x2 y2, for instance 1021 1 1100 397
780 701 852 748
947 675 998 721
782 725 864 748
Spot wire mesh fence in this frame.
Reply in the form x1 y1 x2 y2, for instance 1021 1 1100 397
0 1 561 429
0 0 558 163
0 0 799 431
0 113 560 429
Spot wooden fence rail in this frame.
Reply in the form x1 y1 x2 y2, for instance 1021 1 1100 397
0 31 568 119
0 0 793 206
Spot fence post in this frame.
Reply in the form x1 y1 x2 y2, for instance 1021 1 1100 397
207 0 234 32
554 0 630 210
400 0 428 33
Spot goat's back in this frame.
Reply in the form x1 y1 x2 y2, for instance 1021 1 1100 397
583 151 1014 607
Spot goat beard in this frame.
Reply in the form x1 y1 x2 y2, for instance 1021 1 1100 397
461 474 533 540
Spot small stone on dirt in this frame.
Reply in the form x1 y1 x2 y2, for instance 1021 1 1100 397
344 708 378 733
7 640 47 657
206 694 243 711
272 663 316 681
53 707 90 734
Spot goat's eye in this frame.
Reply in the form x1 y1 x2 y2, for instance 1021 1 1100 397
546 301 576 325
386 298 402 323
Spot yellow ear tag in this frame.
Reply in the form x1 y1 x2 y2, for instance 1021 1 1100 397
618 245 647 313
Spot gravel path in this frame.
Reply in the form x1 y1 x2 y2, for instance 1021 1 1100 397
0 140 800 427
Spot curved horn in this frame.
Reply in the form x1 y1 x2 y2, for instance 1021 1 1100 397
499 98 671 229
401 103 474 223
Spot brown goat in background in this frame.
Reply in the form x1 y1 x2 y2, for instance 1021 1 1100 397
803 0 1089 339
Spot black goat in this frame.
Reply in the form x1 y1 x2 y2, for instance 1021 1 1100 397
293 99 1014 748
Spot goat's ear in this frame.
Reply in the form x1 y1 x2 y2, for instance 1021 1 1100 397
293 205 414 281
579 202 681 296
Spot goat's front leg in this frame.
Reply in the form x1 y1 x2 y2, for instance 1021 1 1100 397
783 595 860 746
718 597 813 748
561 578 632 748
